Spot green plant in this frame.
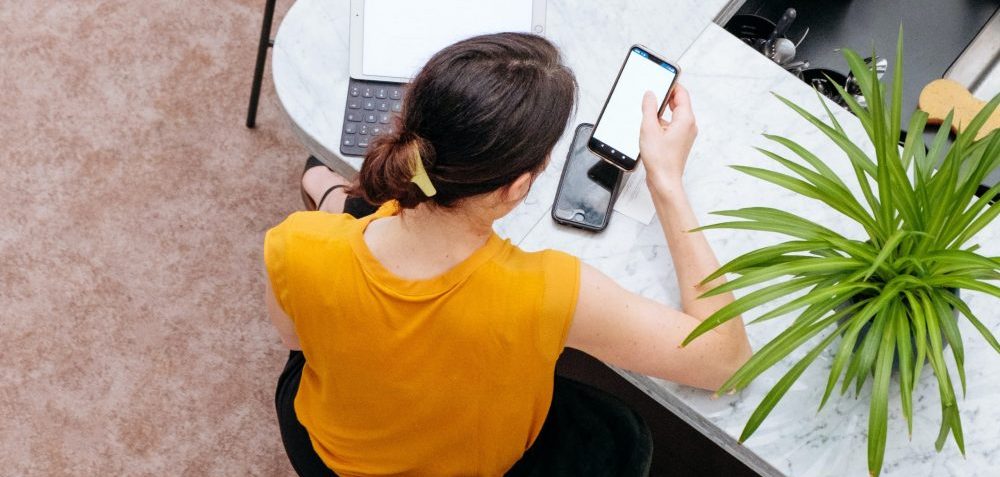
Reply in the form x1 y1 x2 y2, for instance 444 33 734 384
682 29 1000 476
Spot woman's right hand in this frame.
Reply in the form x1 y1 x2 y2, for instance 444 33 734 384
638 83 698 192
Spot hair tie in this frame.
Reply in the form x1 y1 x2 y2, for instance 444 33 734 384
408 142 437 197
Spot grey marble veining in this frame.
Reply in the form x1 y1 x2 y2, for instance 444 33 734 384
519 24 1000 477
271 0 729 242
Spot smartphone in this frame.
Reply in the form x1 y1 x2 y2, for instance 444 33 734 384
589 45 680 171
552 123 624 231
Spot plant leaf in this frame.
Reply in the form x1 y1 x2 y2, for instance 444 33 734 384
702 257 863 298
682 276 828 346
867 307 896 477
894 304 915 437
701 240 831 284
739 319 852 442
936 291 1000 354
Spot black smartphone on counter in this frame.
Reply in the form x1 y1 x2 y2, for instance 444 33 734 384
589 44 680 171
552 123 624 231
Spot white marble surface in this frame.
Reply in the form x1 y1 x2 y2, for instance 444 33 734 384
272 3 1000 476
271 0 729 242
518 24 1000 477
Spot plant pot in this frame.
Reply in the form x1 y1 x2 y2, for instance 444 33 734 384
837 289 958 371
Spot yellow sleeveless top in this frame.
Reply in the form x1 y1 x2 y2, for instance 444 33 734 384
264 202 580 476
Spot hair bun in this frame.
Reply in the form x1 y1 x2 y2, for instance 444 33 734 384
351 130 436 208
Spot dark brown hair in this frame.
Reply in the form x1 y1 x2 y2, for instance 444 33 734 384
352 33 577 208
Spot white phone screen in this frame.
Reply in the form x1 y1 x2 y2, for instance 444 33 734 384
592 48 677 163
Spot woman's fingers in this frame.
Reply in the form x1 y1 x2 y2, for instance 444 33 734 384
640 91 662 134
668 83 695 126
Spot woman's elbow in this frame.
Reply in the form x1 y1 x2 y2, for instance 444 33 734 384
700 332 753 391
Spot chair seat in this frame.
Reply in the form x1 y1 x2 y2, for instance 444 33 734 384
505 375 653 477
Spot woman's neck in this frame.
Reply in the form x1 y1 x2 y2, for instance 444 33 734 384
362 202 496 280
401 204 493 240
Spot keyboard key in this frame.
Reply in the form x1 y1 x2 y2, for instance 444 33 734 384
358 137 370 148
391 102 402 112
376 88 387 99
349 85 360 97
378 113 391 124
347 98 361 109
389 88 402 100
363 99 375 110
371 125 382 135
342 134 356 147
346 112 361 122
377 101 389 111
365 113 377 123
362 87 374 98
344 123 357 134
360 124 370 135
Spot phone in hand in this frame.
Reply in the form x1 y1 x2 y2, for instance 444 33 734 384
589 45 680 171
552 123 624 231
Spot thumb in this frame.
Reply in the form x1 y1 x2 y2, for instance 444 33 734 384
640 91 660 135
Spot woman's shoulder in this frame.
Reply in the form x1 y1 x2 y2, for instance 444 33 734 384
264 211 359 257
270 210 357 235
493 242 580 276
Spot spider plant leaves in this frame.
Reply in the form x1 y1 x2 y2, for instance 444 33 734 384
900 110 928 173
844 304 890 396
738 319 853 443
700 240 831 285
923 293 965 455
936 291 1000 354
682 275 829 346
762 133 846 188
861 229 909 280
932 292 966 395
922 250 1000 275
750 280 872 324
952 92 1000 153
695 36 999 477
868 309 896 477
695 207 847 242
894 308 915 437
752 148 878 232
772 93 877 176
700 257 863 298
718 300 866 395
889 26 905 155
819 294 888 410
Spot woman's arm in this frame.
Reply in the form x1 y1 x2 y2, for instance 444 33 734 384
565 84 751 391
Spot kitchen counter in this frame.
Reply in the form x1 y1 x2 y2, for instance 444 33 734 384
272 2 1000 475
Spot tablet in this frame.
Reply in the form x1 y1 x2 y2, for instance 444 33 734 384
349 0 547 83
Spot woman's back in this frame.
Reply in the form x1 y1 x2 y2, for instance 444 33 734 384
265 203 579 475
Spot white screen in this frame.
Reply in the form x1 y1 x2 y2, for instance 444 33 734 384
592 49 677 161
362 0 534 79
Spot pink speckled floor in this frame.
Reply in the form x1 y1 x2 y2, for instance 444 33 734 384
1 1 306 474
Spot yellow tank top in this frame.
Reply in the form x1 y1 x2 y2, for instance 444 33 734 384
264 202 580 476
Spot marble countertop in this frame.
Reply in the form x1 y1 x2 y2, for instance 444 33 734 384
273 2 1000 475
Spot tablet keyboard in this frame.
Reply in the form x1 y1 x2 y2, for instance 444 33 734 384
339 78 405 157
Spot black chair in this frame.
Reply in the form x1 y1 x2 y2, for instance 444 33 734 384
246 0 279 128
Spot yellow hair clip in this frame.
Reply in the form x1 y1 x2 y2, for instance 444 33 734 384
409 146 437 197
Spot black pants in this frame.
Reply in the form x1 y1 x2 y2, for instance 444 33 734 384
274 195 652 476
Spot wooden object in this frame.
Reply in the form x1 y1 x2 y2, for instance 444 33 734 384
918 79 999 140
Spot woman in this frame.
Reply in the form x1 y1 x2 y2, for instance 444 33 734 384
265 33 751 476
